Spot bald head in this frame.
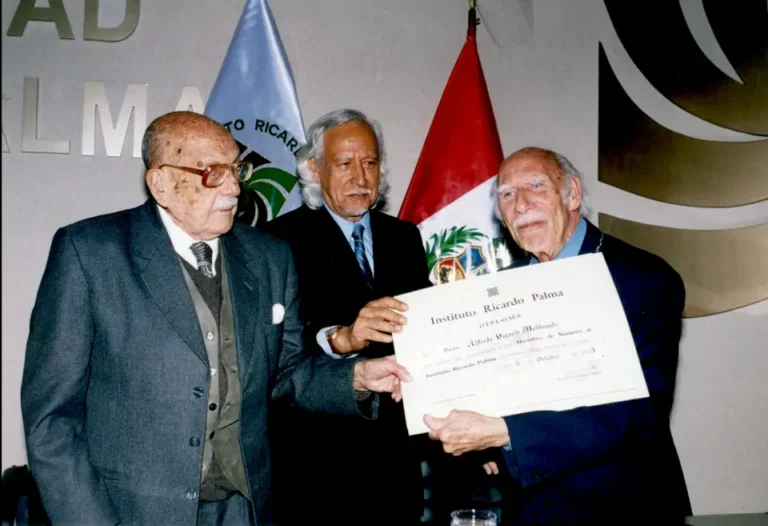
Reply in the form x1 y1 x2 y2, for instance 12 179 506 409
141 111 236 170
143 111 241 241
499 147 559 178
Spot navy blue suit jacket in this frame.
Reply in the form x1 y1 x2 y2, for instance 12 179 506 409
500 221 691 523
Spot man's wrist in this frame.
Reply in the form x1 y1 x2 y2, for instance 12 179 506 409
491 416 511 448
352 360 365 391
330 325 369 355
325 325 346 354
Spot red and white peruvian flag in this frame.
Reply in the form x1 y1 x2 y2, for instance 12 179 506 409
398 17 510 285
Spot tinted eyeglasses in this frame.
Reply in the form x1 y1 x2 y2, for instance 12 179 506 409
159 162 253 188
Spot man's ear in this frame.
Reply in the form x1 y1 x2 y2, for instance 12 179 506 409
146 168 171 207
307 157 320 182
566 175 582 212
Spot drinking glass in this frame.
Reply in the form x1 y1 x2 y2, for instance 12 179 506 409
450 508 498 526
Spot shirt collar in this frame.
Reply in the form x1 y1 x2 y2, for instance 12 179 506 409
156 205 220 273
323 201 371 241
531 217 587 264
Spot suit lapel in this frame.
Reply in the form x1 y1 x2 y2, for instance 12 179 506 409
578 220 603 256
221 229 262 378
129 202 208 365
369 211 395 295
314 207 373 295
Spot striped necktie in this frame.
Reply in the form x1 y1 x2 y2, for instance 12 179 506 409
351 223 374 287
190 241 215 278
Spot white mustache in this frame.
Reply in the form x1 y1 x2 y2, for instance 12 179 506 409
513 211 548 230
344 188 372 196
215 196 238 210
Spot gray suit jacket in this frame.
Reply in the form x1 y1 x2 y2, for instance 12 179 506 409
21 201 368 526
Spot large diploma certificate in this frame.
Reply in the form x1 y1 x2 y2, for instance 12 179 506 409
393 253 648 436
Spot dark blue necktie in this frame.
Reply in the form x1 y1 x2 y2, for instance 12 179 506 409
351 223 374 287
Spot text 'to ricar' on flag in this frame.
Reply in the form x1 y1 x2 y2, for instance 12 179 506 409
206 0 306 226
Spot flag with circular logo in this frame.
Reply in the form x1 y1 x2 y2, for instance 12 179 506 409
205 0 306 226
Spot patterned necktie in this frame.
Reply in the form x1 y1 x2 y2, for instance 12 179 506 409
351 223 374 287
190 241 215 278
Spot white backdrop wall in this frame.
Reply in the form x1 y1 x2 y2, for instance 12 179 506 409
2 0 767 514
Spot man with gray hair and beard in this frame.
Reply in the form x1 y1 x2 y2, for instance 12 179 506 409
424 147 692 523
264 109 432 524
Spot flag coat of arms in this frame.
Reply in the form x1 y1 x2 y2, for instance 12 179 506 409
205 0 306 226
399 14 509 284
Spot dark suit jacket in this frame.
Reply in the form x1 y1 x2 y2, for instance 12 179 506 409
264 205 432 358
21 201 368 526
263 205 432 523
500 221 691 523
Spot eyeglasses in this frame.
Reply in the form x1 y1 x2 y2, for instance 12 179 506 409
158 162 253 188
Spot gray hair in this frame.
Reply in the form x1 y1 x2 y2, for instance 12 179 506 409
296 109 389 210
141 117 161 170
492 147 591 220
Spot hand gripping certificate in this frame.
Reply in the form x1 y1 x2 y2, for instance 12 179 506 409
393 253 649 436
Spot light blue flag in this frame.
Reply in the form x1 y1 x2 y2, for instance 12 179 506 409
205 0 306 226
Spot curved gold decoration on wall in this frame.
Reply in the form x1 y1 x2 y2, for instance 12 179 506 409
602 0 768 135
599 214 768 318
598 47 768 208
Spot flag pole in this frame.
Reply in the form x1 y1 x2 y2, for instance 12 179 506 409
468 0 477 37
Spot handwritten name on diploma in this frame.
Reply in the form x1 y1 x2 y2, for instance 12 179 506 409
392 254 649 436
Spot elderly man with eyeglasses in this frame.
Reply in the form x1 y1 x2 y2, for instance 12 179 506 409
20 111 409 526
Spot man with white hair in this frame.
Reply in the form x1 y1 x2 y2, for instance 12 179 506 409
264 109 431 524
424 147 692 523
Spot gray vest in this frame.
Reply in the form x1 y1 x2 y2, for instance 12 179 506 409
180 253 249 501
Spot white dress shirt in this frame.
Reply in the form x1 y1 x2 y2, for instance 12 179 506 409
157 205 220 275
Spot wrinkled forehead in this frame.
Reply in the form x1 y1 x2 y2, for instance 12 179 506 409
165 127 238 167
323 121 378 157
499 153 561 186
